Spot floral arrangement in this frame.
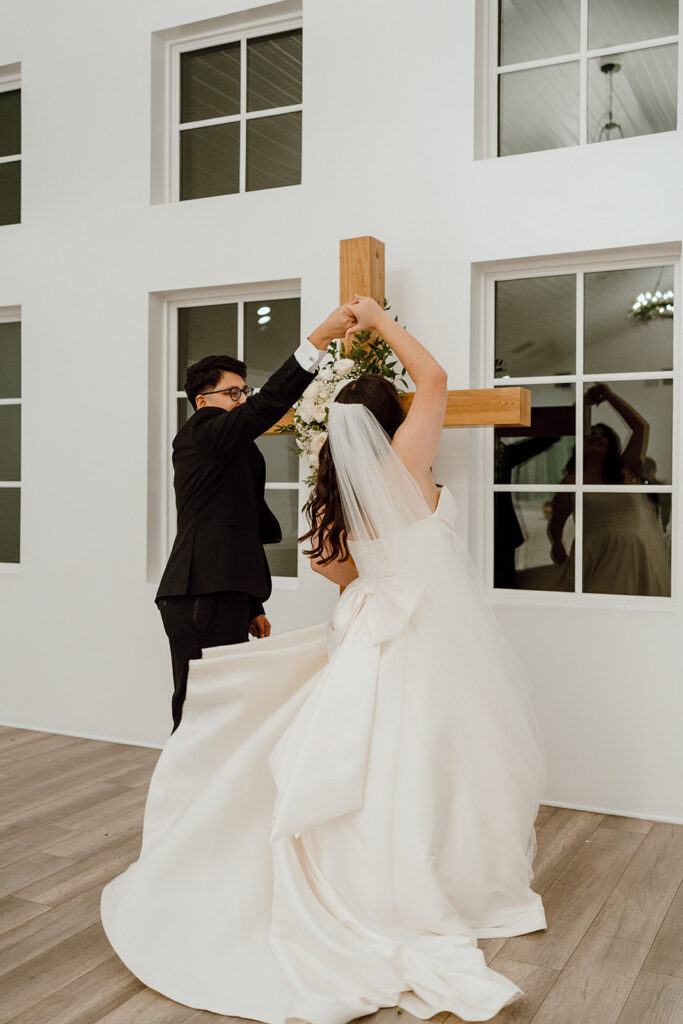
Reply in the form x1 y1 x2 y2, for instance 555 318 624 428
277 301 410 486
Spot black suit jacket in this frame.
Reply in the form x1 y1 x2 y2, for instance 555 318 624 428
155 354 316 611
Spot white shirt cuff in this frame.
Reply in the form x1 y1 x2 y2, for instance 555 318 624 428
294 337 327 372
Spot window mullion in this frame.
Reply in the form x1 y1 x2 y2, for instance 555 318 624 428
179 113 242 131
171 47 180 203
575 270 585 594
165 303 179 555
579 0 588 145
240 36 247 194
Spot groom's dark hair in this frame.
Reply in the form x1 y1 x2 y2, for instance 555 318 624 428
185 355 248 410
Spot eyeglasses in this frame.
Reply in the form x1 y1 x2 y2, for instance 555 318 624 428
200 385 254 402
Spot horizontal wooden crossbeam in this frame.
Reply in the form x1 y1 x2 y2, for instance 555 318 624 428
263 387 530 435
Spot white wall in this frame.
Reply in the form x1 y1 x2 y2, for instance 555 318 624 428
0 0 681 820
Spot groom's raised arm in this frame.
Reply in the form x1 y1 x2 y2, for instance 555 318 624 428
193 340 327 460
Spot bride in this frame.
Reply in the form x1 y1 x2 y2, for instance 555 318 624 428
101 296 547 1023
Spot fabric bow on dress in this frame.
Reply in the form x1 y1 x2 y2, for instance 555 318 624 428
268 574 426 841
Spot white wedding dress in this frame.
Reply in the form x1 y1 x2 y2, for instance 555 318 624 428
101 404 547 1023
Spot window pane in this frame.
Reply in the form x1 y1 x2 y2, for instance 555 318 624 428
256 434 299 483
180 42 240 123
264 488 298 576
0 160 20 225
495 275 576 377
246 111 302 191
247 29 302 112
588 45 677 144
0 487 20 563
499 0 580 65
494 490 574 590
180 121 240 200
585 266 674 374
177 396 195 431
244 298 301 388
583 379 672 484
177 303 239 389
0 321 21 398
499 62 579 156
495 383 576 486
583 492 671 596
0 89 20 157
588 0 679 50
0 405 20 480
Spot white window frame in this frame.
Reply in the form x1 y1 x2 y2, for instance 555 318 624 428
0 63 21 223
475 0 681 159
148 279 302 589
469 243 680 610
0 305 21 574
151 1 303 204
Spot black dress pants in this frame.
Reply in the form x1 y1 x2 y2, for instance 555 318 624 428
157 591 251 733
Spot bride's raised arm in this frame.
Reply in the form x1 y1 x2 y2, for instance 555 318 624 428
344 296 447 499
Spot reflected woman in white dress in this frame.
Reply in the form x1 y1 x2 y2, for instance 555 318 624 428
101 296 547 1023
549 383 670 596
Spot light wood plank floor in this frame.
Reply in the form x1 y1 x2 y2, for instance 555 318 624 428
0 726 681 1024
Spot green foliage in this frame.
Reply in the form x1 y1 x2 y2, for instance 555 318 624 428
328 299 410 393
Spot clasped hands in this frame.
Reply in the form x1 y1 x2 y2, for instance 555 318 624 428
321 294 387 343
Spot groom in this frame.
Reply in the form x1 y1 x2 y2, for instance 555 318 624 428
155 306 356 732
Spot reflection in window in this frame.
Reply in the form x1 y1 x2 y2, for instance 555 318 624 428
491 262 674 598
588 0 679 50
588 46 678 144
495 275 576 378
582 380 673 485
495 491 574 591
262 487 298 577
498 62 580 156
584 266 674 374
497 0 679 155
178 28 302 200
0 87 21 225
177 304 238 389
0 318 21 563
582 492 671 596
495 383 575 486
499 0 580 65
244 297 300 388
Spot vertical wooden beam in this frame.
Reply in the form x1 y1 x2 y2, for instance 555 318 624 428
339 236 385 306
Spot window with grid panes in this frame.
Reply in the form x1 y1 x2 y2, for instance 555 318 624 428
174 297 301 578
0 316 21 564
0 71 21 225
492 261 675 598
177 26 302 200
496 0 679 156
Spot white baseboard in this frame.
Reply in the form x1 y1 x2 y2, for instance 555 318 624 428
0 720 164 751
540 797 683 827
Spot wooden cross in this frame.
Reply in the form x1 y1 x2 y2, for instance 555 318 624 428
265 235 530 434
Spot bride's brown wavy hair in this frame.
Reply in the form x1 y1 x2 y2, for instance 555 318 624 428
299 374 406 565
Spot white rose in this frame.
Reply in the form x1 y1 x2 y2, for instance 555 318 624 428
298 400 317 423
333 358 355 373
318 366 334 381
302 380 320 400
313 405 327 423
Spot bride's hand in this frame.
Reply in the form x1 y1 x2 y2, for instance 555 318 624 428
343 294 385 337
321 304 358 341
